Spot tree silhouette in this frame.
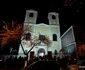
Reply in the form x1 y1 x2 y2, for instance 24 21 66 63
0 21 23 48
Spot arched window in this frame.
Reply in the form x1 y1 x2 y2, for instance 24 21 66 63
39 35 45 41
52 15 56 19
54 50 57 55
53 34 57 41
26 33 31 40
29 13 33 17
38 48 45 57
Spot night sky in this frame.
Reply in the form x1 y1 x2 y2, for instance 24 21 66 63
0 0 85 35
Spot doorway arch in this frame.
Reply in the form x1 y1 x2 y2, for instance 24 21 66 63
37 48 45 57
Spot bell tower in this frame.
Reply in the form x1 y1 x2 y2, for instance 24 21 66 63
23 9 38 35
24 9 38 25
48 12 61 53
18 10 38 58
48 12 59 25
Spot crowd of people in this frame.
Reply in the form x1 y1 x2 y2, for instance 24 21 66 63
0 55 27 68
0 54 78 70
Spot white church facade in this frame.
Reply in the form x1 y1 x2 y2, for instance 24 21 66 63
18 10 62 59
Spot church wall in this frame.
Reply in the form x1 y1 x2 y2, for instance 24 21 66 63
35 24 61 53
50 42 61 54
50 26 61 53
50 26 60 38
35 26 50 36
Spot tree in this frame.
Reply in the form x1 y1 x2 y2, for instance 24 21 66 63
0 21 23 54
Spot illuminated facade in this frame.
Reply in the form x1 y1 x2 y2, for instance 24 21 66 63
18 10 61 59
61 26 76 56
61 26 85 58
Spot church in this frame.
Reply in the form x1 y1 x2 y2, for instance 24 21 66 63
18 9 62 59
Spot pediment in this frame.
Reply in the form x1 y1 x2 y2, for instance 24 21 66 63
36 23 49 27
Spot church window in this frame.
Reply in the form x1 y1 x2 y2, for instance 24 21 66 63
52 15 56 19
54 50 57 55
53 34 57 41
26 33 31 40
29 13 34 17
38 48 45 57
39 35 45 41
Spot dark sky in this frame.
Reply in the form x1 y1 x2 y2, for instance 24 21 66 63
0 0 85 35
